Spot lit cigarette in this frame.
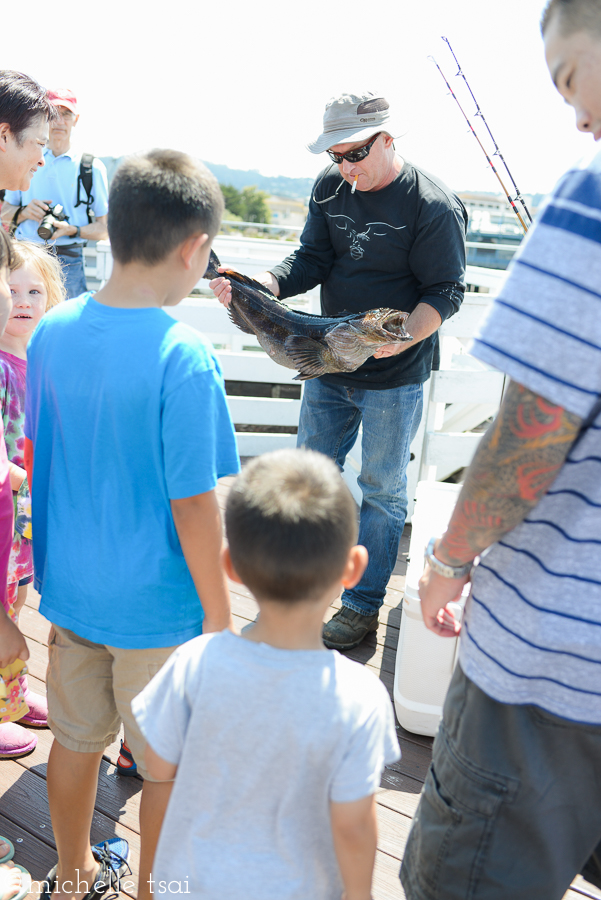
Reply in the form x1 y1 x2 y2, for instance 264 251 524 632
351 175 358 194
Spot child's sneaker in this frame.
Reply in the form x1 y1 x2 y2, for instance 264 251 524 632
17 676 48 727
92 838 130 879
116 739 138 777
41 838 130 900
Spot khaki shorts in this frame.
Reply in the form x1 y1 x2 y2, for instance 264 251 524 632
47 625 178 781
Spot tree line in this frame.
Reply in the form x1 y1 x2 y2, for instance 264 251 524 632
220 184 271 224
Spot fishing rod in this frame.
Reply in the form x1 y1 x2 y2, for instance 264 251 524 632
428 46 530 233
442 36 533 228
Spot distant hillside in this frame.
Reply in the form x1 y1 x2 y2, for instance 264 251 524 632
202 162 314 200
100 158 314 202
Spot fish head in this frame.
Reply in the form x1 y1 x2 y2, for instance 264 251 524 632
203 249 222 280
351 308 413 347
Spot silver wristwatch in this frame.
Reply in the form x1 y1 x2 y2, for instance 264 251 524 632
424 536 472 578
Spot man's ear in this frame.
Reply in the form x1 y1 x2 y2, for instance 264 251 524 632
0 122 10 151
72 114 80 128
180 233 209 270
222 545 244 584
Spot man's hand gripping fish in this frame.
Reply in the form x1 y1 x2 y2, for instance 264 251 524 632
204 251 413 380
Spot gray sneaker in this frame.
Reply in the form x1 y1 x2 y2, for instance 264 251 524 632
323 607 379 650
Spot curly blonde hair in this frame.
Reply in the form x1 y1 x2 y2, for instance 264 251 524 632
9 241 66 311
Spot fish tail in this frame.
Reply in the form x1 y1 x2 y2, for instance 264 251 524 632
203 248 222 280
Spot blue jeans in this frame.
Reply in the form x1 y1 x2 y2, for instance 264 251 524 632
57 248 87 299
297 379 423 616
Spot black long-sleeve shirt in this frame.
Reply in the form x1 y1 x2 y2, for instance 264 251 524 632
270 161 468 388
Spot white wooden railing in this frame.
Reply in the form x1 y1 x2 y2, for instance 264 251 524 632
88 238 505 517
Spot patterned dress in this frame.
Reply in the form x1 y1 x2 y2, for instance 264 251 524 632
0 658 28 723
0 350 33 613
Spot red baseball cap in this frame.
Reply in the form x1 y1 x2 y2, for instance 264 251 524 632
47 88 78 115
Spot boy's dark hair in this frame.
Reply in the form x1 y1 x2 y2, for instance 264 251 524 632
0 70 56 142
541 0 601 36
108 150 224 265
225 449 358 602
0 230 15 271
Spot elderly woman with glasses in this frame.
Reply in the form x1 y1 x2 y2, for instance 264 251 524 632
2 87 109 300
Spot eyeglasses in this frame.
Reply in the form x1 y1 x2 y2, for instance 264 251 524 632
326 133 380 164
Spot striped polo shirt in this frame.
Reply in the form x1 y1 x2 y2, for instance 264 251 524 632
460 148 601 725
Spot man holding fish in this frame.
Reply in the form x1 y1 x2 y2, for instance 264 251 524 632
211 91 467 649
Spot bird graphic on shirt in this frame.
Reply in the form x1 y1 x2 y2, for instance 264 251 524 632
326 214 406 260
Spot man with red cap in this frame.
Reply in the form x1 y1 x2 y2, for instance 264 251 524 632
3 88 108 298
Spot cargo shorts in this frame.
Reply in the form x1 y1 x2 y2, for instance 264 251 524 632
47 625 178 781
400 664 601 900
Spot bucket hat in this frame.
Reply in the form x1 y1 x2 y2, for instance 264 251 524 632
307 91 400 154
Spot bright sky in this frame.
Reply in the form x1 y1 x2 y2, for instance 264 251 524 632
3 0 594 196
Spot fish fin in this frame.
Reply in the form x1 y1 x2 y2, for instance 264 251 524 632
204 249 222 280
202 254 277 300
227 304 256 336
285 335 328 378
221 269 277 298
293 371 321 381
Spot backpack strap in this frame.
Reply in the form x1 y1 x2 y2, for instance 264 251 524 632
75 153 95 224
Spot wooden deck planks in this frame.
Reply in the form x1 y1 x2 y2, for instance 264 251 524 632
2 474 598 900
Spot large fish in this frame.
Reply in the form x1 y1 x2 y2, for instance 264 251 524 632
204 250 413 380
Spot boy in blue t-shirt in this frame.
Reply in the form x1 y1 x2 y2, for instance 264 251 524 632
24 150 240 900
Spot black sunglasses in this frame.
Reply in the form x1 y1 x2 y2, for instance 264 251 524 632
326 133 381 165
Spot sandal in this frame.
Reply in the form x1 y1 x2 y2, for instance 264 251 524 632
0 840 13 866
116 740 138 777
0 863 31 900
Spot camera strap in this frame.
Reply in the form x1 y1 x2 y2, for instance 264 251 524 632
9 205 23 237
75 153 95 223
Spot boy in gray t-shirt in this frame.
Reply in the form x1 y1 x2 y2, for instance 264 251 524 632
133 449 400 900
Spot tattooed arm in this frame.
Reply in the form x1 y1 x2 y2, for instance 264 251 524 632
419 380 581 635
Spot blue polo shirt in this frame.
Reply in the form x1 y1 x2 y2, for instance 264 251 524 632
25 294 240 649
5 147 109 246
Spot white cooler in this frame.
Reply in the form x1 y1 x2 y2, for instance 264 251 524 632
393 481 470 736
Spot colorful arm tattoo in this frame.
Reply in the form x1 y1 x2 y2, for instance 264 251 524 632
438 381 581 567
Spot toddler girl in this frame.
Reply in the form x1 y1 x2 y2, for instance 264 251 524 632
0 242 64 757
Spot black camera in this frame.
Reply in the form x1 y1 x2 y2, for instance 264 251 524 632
37 204 69 241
